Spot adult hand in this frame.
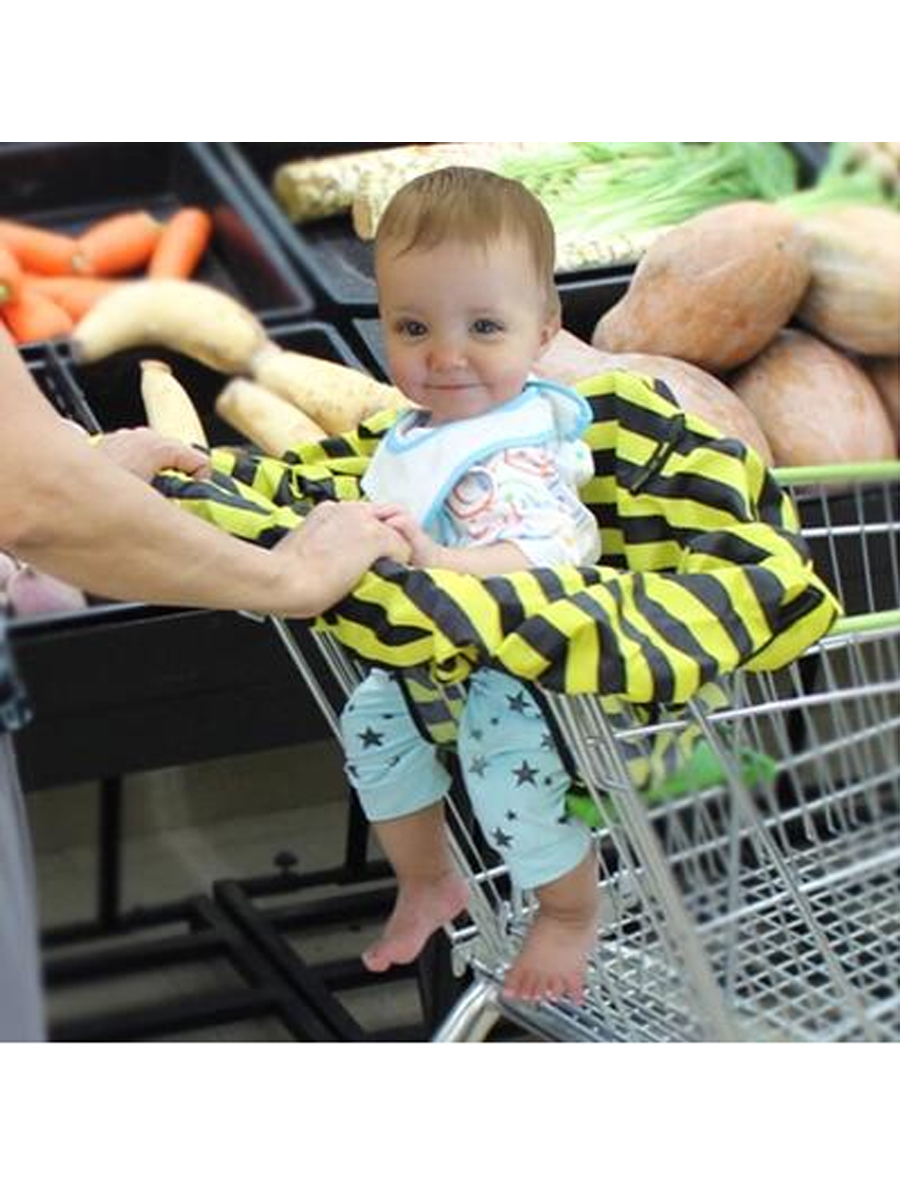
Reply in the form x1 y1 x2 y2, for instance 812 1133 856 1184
96 427 212 482
273 501 411 616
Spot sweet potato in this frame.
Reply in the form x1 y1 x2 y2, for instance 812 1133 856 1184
730 330 896 467
862 356 900 444
593 202 811 372
794 206 900 356
538 331 774 464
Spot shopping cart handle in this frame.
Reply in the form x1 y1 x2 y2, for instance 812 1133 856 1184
830 610 900 638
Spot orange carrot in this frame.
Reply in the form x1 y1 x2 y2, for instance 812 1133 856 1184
74 210 162 276
0 218 80 276
1 285 74 343
148 207 213 279
0 242 23 306
24 274 122 321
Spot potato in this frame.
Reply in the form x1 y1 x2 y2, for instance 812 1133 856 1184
538 332 774 464
794 206 900 356
593 202 811 372
730 330 896 467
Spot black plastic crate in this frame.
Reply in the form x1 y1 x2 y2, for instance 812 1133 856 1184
0 142 314 345
214 142 831 315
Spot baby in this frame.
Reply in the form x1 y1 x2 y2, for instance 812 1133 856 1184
341 166 602 1004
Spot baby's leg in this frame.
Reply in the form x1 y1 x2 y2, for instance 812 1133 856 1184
340 671 469 974
460 670 597 1004
364 804 470 972
502 849 598 1004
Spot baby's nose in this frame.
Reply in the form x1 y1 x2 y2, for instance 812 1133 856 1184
428 339 466 371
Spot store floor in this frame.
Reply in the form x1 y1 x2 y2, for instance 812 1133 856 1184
28 740 436 1041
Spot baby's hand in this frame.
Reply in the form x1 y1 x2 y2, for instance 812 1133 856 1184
373 503 444 568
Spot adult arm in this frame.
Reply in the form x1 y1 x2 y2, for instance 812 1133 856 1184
0 329 406 617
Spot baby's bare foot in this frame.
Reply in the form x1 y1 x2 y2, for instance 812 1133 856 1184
363 872 470 973
502 907 597 1006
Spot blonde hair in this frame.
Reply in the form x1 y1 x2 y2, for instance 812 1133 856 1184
374 166 560 318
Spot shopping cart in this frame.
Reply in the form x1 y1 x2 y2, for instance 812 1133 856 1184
271 459 899 1042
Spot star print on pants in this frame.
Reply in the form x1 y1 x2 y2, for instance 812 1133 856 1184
359 727 384 749
506 691 530 715
513 760 539 786
468 756 488 778
492 828 513 848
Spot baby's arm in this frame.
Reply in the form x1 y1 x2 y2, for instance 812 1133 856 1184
375 504 530 577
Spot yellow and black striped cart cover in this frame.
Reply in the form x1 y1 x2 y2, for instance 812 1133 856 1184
154 370 840 719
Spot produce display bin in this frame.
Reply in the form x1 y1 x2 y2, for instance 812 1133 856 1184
212 141 831 316
0 141 314 345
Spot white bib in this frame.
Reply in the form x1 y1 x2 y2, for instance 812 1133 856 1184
362 379 593 534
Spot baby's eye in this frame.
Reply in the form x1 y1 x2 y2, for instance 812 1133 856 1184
472 318 503 335
396 319 427 338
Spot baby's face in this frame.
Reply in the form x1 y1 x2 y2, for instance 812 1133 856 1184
377 235 559 424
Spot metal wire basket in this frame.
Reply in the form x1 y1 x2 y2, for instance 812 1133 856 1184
272 460 900 1042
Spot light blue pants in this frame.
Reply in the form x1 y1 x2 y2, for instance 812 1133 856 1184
340 669 592 890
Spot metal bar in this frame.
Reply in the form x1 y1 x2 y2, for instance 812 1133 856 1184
431 979 504 1042
51 987 283 1043
214 879 367 1042
773 461 900 487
